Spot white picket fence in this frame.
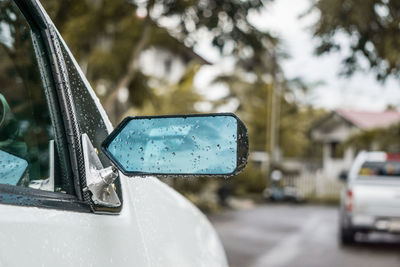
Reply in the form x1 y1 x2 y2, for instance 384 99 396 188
282 171 343 199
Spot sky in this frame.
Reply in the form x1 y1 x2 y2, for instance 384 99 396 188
194 0 400 112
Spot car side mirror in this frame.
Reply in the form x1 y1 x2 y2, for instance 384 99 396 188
102 113 248 177
339 170 348 182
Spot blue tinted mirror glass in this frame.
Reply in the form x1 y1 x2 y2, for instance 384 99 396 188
102 114 248 176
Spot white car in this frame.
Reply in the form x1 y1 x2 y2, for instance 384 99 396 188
0 0 249 266
339 151 400 245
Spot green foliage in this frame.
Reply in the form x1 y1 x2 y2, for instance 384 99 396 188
212 69 326 197
280 106 326 158
121 63 203 116
149 0 275 59
42 0 276 123
213 75 269 151
231 162 266 195
214 73 326 159
40 0 328 202
311 0 400 80
343 122 400 152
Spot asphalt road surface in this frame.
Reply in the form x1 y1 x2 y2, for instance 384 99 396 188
209 204 400 267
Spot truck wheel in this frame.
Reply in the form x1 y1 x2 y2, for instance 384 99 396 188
340 227 355 245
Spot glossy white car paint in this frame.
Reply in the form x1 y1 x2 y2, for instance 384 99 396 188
0 1 228 266
0 176 227 266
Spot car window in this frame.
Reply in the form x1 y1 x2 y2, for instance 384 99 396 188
0 0 71 193
358 161 400 178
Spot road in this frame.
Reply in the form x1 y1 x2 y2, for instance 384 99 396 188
208 204 400 267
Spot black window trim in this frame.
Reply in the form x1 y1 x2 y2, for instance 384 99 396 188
0 183 91 212
0 0 92 213
56 33 123 214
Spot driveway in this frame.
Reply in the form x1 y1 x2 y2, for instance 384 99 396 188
209 204 400 267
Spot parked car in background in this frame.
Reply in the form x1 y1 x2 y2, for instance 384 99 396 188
0 0 248 266
339 151 400 245
262 170 304 203
263 186 304 203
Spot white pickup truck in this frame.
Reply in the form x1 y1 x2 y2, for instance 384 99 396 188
339 151 400 245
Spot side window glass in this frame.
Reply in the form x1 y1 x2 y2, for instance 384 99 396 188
0 0 70 193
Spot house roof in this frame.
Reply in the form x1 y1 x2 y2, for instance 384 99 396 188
335 109 400 130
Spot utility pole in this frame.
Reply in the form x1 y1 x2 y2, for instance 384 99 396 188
267 52 281 174
265 82 272 169
270 79 277 165
272 78 281 164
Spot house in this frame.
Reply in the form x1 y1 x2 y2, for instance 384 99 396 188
310 109 400 179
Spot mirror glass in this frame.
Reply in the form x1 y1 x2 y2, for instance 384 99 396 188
102 114 248 176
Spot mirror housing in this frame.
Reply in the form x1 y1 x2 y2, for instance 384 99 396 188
102 113 248 177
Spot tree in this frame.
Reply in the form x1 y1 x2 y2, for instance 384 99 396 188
214 72 324 159
42 0 277 123
212 66 325 194
343 122 400 152
41 0 293 200
121 62 203 116
310 0 400 81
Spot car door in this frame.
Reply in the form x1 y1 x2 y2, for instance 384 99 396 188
0 1 228 266
0 0 146 265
